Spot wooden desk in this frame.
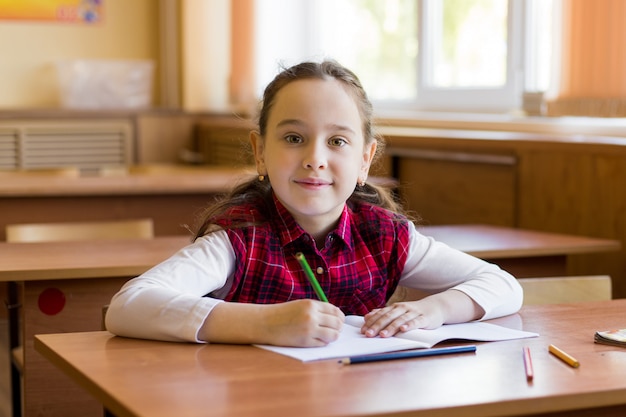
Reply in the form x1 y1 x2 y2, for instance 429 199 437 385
0 167 397 240
0 226 619 416
0 236 191 417
35 300 626 417
0 166 252 240
420 224 621 278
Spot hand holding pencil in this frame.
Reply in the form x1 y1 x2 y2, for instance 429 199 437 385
257 299 344 347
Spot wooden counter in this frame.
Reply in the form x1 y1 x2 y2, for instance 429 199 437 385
0 166 254 239
0 167 252 197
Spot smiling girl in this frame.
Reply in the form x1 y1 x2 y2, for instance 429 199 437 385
106 61 523 346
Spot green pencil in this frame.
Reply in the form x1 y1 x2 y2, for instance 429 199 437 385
295 252 329 302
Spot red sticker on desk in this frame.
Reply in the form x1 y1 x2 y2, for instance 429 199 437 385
38 288 66 316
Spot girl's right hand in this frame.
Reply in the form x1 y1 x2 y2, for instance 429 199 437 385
199 298 344 347
260 299 345 347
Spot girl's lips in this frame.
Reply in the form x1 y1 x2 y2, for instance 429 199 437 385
295 178 332 187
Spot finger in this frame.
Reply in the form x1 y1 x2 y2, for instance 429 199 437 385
364 305 403 325
398 314 427 332
318 313 344 332
317 301 345 317
364 307 382 319
361 308 390 336
377 311 417 337
312 322 343 345
362 306 408 337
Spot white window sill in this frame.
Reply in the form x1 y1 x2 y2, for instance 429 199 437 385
374 110 626 138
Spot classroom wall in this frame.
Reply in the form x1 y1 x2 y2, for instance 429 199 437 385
0 0 159 108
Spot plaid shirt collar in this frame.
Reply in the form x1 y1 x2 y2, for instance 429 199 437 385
272 193 353 251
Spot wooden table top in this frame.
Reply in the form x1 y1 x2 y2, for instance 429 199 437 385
35 299 626 417
0 165 396 197
0 235 192 281
0 166 253 197
0 225 620 282
419 224 621 258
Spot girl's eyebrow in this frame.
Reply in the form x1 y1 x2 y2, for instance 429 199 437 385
328 124 357 135
276 119 356 134
276 119 304 128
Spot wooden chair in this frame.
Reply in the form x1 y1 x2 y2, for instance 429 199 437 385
5 218 154 417
518 275 612 305
388 275 612 306
0 167 81 177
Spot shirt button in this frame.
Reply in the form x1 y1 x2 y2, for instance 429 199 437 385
316 267 324 274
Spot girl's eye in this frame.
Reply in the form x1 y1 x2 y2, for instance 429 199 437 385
284 134 303 144
329 137 347 147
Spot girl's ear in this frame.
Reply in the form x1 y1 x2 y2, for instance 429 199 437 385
360 140 377 180
250 130 267 175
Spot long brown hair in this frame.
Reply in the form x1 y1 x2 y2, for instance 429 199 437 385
194 60 407 240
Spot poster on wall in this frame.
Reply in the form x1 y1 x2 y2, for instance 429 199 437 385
0 0 102 23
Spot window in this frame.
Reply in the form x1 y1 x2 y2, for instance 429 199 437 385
254 0 553 113
417 0 520 112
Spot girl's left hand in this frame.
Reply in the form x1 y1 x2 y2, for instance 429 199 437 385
361 299 444 338
361 290 483 338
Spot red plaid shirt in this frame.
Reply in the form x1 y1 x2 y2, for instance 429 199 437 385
214 195 410 315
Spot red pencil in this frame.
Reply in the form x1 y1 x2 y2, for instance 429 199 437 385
523 346 534 381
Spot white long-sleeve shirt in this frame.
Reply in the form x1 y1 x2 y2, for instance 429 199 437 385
106 221 523 342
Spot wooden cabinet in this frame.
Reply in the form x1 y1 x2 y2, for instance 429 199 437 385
381 127 626 298
517 147 626 296
393 149 516 226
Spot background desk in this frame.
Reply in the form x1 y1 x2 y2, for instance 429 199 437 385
420 224 621 278
0 236 191 417
35 300 626 417
0 166 251 240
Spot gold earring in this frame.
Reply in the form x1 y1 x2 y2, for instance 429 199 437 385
358 180 365 187
259 175 265 181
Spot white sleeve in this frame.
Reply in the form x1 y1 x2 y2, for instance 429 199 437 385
105 230 236 343
400 222 523 320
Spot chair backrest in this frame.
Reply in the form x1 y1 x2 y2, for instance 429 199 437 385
5 218 155 243
518 275 612 305
0 167 81 177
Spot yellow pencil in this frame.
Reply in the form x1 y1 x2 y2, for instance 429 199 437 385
548 344 580 368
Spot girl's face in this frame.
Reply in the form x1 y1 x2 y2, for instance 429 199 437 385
251 78 376 236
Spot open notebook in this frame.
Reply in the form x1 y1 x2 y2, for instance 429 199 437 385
256 315 539 362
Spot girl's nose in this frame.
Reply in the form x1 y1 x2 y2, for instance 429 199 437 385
302 140 328 169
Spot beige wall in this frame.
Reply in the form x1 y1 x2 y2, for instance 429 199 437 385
0 0 159 108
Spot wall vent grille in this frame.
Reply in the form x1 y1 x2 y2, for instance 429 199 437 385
0 121 133 172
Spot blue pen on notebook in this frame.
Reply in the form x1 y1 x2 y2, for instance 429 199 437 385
339 345 477 365
295 252 329 302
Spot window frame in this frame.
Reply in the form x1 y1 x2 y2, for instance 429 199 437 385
409 0 525 113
